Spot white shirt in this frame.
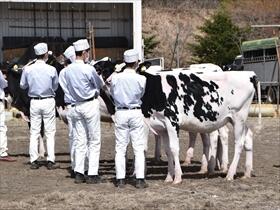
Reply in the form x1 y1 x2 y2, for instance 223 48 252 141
110 68 146 109
58 67 74 104
60 60 103 104
20 60 58 97
0 70 7 100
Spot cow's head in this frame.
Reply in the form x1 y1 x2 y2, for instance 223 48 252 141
93 60 116 82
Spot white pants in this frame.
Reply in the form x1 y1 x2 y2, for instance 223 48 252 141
66 105 75 170
0 101 8 157
114 109 145 179
70 99 101 175
29 98 56 163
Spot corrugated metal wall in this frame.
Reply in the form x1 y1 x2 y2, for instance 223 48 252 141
0 2 133 63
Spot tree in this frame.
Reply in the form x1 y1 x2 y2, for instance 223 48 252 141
143 34 160 58
188 10 248 66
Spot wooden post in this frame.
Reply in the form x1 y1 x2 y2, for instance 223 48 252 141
88 22 96 61
88 22 92 61
91 24 96 61
275 40 280 115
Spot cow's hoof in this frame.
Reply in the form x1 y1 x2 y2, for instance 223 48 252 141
164 176 173 183
221 168 228 173
182 161 191 166
207 171 215 176
154 158 163 164
182 158 192 166
198 169 208 174
225 176 234 181
241 173 251 179
172 179 182 185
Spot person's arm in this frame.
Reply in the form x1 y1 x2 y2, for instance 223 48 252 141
91 66 105 90
52 67 59 91
58 70 68 94
140 76 147 98
20 68 28 89
0 71 7 89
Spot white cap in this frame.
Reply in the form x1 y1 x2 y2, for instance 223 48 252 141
34 43 48 55
73 39 90 52
63 46 76 63
124 49 139 63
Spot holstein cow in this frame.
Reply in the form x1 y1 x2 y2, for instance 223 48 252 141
138 69 256 183
142 63 230 174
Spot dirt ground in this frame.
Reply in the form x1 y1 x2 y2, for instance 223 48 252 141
0 117 279 210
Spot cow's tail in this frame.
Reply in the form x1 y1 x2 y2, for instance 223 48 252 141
250 75 262 126
256 80 262 126
250 75 262 135
143 118 158 135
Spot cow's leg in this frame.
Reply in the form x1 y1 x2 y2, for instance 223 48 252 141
183 132 197 166
218 126 229 173
154 134 162 162
226 121 246 181
216 136 222 170
166 122 182 184
242 127 253 179
162 132 174 183
199 133 210 174
208 131 218 174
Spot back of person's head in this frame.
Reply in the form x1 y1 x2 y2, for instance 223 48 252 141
73 39 90 62
34 43 48 60
124 49 139 67
63 46 76 64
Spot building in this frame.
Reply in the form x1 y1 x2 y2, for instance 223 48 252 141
0 0 142 65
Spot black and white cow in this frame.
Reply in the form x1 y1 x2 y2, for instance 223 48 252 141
138 69 256 183
145 64 230 174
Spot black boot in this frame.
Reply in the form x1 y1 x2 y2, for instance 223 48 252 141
135 179 148 189
46 161 59 170
75 172 85 184
86 175 102 184
30 160 40 170
116 179 126 188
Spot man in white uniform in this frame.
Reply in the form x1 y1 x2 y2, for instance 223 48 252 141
59 39 104 184
20 43 58 170
110 49 148 189
59 46 76 177
0 70 16 162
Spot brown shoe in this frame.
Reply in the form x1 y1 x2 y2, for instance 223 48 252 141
0 156 16 162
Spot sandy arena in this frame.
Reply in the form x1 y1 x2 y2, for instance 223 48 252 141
0 117 279 210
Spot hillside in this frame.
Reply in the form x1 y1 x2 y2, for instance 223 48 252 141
142 0 280 67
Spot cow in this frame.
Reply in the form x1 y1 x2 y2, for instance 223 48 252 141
144 64 230 173
142 70 256 183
